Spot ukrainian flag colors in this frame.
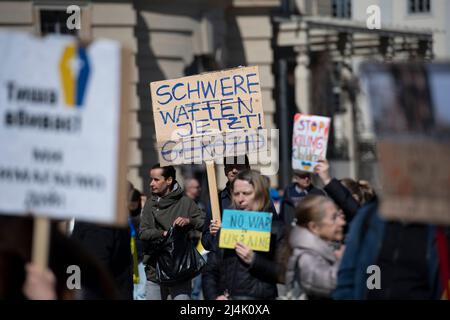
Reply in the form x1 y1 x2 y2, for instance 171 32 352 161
59 44 90 108
219 209 272 252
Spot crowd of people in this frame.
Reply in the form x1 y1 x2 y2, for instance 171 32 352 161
0 155 449 300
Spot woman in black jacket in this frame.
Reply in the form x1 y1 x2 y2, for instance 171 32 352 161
202 170 284 300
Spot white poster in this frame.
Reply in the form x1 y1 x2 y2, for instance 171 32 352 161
0 32 127 224
292 113 331 172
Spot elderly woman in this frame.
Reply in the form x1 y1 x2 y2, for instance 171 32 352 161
284 195 346 299
202 169 284 300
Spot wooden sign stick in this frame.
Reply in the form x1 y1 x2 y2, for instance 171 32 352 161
205 161 221 223
32 216 51 270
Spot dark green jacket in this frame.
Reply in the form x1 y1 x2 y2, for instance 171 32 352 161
139 182 204 282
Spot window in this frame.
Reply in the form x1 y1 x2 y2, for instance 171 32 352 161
39 9 78 36
332 0 352 18
409 0 431 14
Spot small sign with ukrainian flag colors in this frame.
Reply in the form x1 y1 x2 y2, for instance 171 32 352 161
292 113 331 173
219 209 272 252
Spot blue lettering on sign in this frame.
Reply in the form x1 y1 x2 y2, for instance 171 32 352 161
237 96 253 114
176 122 193 137
233 74 247 95
240 114 257 128
220 98 234 118
172 83 186 101
156 84 172 105
221 209 272 232
226 117 244 130
220 77 233 96
187 80 200 100
195 119 210 134
201 79 217 99
202 100 219 120
159 109 176 124
159 130 267 164
246 73 259 94
186 102 201 121
177 106 189 122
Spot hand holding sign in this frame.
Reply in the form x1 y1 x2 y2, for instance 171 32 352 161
314 159 332 186
235 242 255 265
209 219 221 236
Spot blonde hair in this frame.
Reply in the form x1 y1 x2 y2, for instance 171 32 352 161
231 169 270 212
295 195 334 227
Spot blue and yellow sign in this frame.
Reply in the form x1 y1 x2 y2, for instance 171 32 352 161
219 209 272 252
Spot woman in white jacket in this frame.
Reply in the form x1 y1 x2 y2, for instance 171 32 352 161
285 195 346 299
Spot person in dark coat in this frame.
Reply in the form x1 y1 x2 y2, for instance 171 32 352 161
139 164 204 300
71 221 133 300
333 201 450 300
279 170 326 227
202 170 284 300
0 215 118 300
313 159 376 225
202 156 279 251
69 182 141 300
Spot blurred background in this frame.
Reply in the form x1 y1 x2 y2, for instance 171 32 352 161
1 0 448 201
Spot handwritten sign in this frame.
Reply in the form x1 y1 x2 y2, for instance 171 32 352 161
0 31 128 225
377 140 450 225
150 66 266 165
219 209 272 252
292 113 331 172
157 129 268 165
362 62 450 225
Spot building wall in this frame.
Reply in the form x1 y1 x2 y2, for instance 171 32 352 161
392 0 447 58
0 1 34 33
0 0 280 192
222 1 280 188
352 0 448 58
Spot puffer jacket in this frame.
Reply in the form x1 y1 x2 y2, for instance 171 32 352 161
139 182 205 282
202 219 285 300
287 225 340 299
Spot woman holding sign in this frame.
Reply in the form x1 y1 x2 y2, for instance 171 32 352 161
202 170 284 300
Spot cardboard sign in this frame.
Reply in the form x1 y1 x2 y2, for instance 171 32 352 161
157 129 269 165
362 62 450 225
377 140 450 225
150 66 266 165
219 209 272 252
292 113 331 172
0 32 129 225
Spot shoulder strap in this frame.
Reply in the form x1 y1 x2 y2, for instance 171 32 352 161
285 249 303 291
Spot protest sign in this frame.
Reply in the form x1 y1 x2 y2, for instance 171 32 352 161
0 32 129 226
150 66 267 223
219 209 272 252
292 113 331 172
150 66 266 165
362 62 450 225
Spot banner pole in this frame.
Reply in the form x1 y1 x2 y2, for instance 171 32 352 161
32 216 51 270
205 161 221 223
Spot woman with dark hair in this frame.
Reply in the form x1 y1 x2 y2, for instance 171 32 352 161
202 170 284 300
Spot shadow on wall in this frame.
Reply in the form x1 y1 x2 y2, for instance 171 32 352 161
224 6 247 69
133 4 164 196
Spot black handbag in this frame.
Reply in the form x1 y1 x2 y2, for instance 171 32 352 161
155 226 206 285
